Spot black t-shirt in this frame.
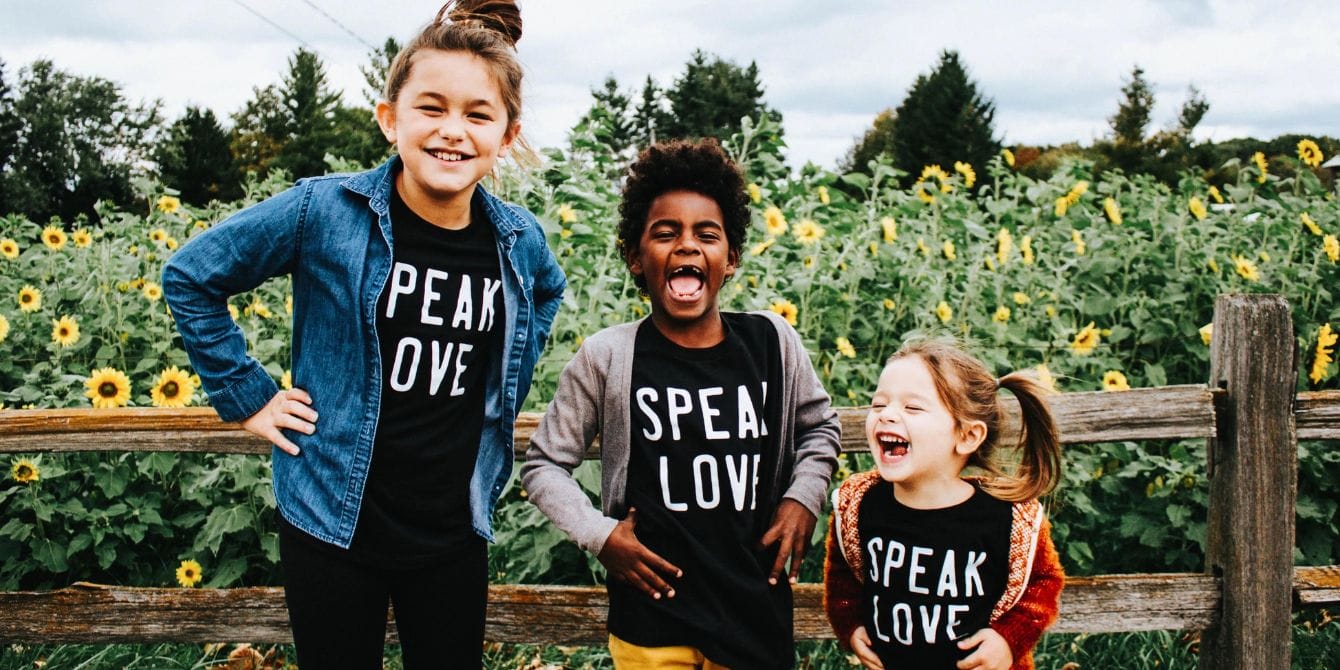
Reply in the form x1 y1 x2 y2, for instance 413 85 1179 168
858 480 1012 668
349 187 504 564
610 313 791 669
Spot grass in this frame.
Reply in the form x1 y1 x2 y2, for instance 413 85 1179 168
3 616 1336 670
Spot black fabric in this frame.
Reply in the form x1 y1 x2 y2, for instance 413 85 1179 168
351 186 504 564
857 480 1012 668
610 313 791 669
279 515 487 669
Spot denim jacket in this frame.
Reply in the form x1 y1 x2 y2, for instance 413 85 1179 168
163 156 565 547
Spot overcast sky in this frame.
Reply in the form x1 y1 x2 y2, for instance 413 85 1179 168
3 1 1338 169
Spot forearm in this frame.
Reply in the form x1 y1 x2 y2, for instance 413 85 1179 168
991 518 1064 661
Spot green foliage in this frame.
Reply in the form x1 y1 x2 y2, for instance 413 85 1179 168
662 50 783 146
0 59 162 224
270 49 344 179
359 36 402 107
841 108 896 175
156 106 242 205
885 50 999 186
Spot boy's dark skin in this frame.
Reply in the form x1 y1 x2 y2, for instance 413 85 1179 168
596 188 817 601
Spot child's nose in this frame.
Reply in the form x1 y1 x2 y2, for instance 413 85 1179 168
437 115 466 140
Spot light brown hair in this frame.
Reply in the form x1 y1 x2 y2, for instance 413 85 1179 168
888 340 1062 501
384 1 530 157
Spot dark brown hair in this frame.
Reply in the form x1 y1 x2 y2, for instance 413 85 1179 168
384 1 526 145
888 340 1062 501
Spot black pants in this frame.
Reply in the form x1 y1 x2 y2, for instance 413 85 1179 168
278 521 488 669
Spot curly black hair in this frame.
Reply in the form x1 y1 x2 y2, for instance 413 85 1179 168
617 139 750 288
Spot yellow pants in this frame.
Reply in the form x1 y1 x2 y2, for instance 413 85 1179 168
608 634 732 669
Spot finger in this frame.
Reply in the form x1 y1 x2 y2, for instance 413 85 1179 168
622 569 662 600
639 546 683 579
767 541 789 585
788 533 808 583
634 562 674 598
267 429 301 456
276 412 316 436
956 631 984 649
284 388 313 405
855 647 884 670
758 522 780 549
283 399 319 423
955 655 982 670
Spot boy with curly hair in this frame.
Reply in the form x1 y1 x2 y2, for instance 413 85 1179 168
522 139 840 668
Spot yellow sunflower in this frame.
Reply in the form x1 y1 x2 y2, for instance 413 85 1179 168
1302 213 1322 236
835 336 856 359
1102 370 1130 392
0 238 18 259
157 196 182 214
1251 151 1268 183
51 315 80 347
149 228 168 242
916 238 929 257
1311 323 1337 384
880 216 897 244
1232 255 1260 282
1013 292 1031 306
954 161 976 188
1188 197 1207 221
556 204 577 224
935 301 953 324
176 559 203 587
993 306 1011 323
942 239 956 260
1104 197 1122 225
750 237 776 257
1297 139 1324 168
1054 197 1069 218
769 299 799 326
1325 235 1339 263
1071 229 1086 256
747 183 761 204
1002 148 1016 167
1071 322 1100 356
150 366 195 408
165 237 179 250
42 226 67 251
763 206 788 236
918 165 952 194
1020 235 1034 265
85 367 132 408
0 314 8 343
882 298 896 310
1208 185 1224 204
817 185 830 205
16 285 40 310
1035 364 1057 392
996 228 1013 264
282 370 293 390
72 229 93 248
142 282 163 302
792 219 825 245
1200 323 1213 346
11 459 39 484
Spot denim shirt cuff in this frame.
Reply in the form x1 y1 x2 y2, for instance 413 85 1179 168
208 364 280 423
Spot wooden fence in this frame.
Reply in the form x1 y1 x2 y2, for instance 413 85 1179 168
1 294 1337 668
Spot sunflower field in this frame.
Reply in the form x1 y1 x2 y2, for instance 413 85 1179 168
2 115 1339 667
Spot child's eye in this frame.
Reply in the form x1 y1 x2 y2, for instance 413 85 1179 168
869 402 886 411
469 112 493 121
905 405 923 412
417 106 442 114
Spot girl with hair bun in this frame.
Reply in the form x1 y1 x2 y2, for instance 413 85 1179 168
164 2 563 666
824 340 1064 670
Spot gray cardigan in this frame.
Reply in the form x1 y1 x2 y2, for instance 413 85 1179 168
520 311 841 556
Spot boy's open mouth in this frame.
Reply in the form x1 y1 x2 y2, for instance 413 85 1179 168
426 148 474 163
876 432 909 460
667 265 706 302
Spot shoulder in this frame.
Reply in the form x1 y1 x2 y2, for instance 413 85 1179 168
577 320 645 358
833 470 883 518
745 309 804 349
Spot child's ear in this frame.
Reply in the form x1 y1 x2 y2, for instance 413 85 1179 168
725 247 740 278
374 101 397 144
954 419 988 455
499 120 521 158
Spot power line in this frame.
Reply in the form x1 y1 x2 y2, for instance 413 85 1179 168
230 0 312 48
296 0 377 51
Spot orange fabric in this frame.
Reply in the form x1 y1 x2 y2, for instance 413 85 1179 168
607 634 732 670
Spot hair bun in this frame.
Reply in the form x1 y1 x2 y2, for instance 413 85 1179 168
437 0 523 46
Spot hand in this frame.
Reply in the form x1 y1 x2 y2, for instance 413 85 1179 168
241 388 317 456
848 626 884 670
956 627 1013 670
597 508 682 600
758 498 817 585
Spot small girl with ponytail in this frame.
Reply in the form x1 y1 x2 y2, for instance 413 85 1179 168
823 340 1064 670
165 2 563 667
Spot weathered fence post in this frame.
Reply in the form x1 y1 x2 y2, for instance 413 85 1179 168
1200 294 1297 669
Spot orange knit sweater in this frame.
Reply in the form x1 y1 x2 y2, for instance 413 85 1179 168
822 471 1064 670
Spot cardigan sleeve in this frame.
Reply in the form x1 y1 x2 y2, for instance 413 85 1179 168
991 515 1064 667
823 512 864 650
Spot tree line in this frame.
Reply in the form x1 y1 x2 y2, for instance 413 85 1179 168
0 44 1333 225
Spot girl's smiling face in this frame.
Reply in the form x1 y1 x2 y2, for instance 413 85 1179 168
627 190 737 344
376 49 518 221
866 356 986 496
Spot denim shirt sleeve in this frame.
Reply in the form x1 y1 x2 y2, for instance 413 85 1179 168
531 228 567 347
162 182 306 422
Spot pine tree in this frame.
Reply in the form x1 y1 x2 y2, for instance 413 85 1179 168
631 76 674 148
662 50 782 144
887 50 999 184
1109 66 1155 148
230 83 288 176
272 48 343 178
574 76 636 157
156 106 241 205
360 37 402 106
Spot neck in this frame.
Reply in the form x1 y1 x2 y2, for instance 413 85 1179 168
650 309 726 349
893 475 974 510
396 172 476 230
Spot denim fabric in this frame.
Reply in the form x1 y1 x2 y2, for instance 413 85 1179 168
163 156 565 547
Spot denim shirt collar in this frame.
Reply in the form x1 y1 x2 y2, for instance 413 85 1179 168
340 155 527 238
